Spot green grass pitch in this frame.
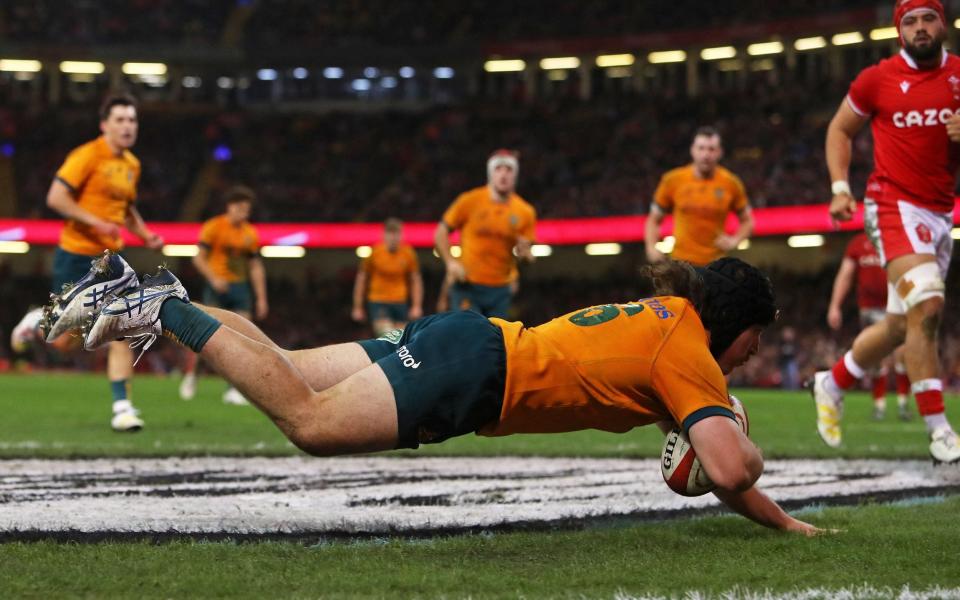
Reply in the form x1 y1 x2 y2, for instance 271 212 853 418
0 372 957 599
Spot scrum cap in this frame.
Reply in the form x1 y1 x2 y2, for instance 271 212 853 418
696 257 778 358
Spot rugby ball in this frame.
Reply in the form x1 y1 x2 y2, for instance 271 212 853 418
660 395 749 497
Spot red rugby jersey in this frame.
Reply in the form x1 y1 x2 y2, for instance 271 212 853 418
847 49 960 212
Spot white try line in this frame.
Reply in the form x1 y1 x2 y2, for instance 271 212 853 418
0 457 957 537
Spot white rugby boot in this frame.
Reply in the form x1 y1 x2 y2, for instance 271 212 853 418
929 427 960 464
811 370 844 448
179 372 197 401
222 387 249 406
83 267 189 364
10 307 43 353
111 407 145 432
42 251 139 341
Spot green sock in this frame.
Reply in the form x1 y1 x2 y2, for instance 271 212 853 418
159 299 222 352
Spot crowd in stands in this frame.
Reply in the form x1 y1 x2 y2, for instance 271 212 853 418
1 0 878 47
8 71 871 223
0 0 233 45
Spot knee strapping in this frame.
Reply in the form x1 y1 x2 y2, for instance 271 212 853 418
896 262 945 311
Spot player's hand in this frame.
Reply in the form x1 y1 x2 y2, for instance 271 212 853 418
714 234 739 252
783 517 840 537
144 232 164 250
408 305 423 320
827 306 842 330
645 246 666 264
829 193 857 223
445 260 466 283
92 220 121 238
255 298 269 320
210 277 229 294
947 113 960 143
436 296 449 313
351 306 365 322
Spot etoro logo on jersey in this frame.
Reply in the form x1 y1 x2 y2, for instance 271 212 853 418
892 108 960 128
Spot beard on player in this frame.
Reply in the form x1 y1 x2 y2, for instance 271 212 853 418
903 29 944 62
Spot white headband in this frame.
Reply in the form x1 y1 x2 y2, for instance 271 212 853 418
487 154 519 180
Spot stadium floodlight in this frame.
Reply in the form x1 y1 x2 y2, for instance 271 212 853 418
399 66 416 78
59 61 105 74
0 241 29 254
355 246 372 258
484 59 526 73
256 68 278 81
363 67 380 78
182 76 202 88
700 46 737 61
956 18 960 29
0 59 42 72
161 244 199 257
539 57 580 70
585 243 622 256
261 245 306 258
737 239 751 250
323 67 344 79
655 236 675 253
747 41 784 56
831 32 864 46
647 50 687 64
547 70 568 81
216 77 235 89
794 36 827 51
351 78 371 91
951 227 960 240
531 244 552 257
450 245 462 258
869 27 898 41
787 234 824 248
292 67 308 79
381 76 398 88
433 67 455 78
121 62 167 76
596 54 634 68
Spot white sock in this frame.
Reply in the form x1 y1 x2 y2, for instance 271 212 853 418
924 413 949 433
823 372 842 396
897 394 908 407
843 351 866 379
112 399 133 414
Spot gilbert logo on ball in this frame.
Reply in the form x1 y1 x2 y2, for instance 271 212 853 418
661 395 749 497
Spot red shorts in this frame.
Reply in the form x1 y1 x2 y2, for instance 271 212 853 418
863 197 953 315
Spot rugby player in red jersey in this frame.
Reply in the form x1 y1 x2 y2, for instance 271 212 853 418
826 233 911 421
812 0 960 462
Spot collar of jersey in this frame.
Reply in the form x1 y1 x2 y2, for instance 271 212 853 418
899 47 948 70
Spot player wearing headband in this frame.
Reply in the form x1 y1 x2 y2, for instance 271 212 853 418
433 149 536 319
814 0 960 462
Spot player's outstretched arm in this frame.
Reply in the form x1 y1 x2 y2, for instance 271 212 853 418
713 486 827 536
